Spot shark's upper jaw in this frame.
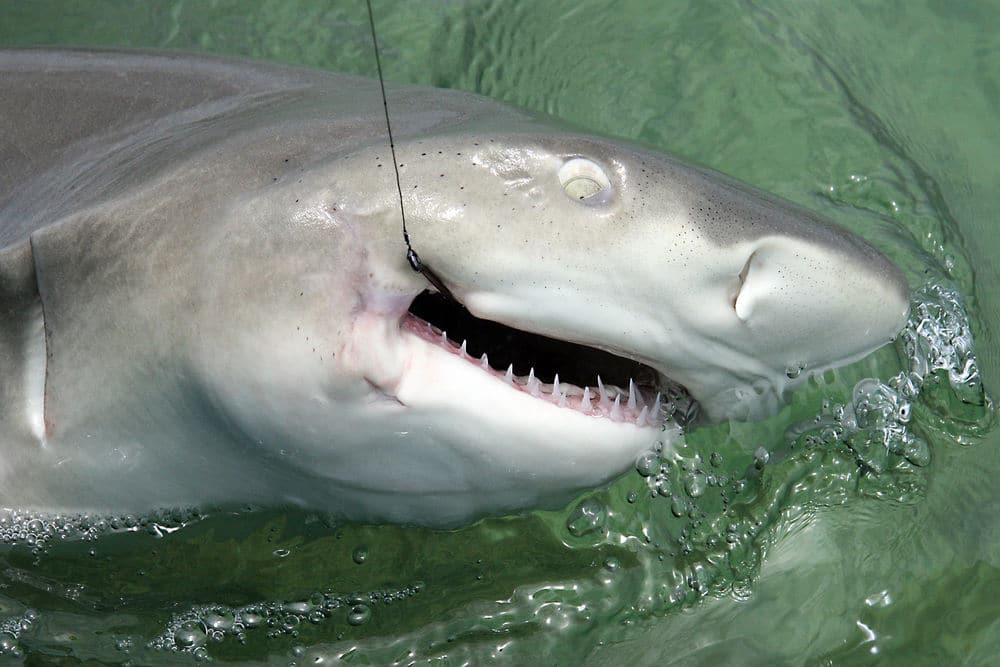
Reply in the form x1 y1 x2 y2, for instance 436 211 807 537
399 289 697 429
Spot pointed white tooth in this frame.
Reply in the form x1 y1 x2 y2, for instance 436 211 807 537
480 353 489 370
598 376 610 410
441 330 448 346
627 379 637 412
652 393 662 420
581 387 592 411
638 405 650 426
505 364 514 384
611 394 623 421
528 368 540 397
553 374 561 398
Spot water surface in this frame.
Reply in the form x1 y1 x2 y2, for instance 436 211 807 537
0 1 997 664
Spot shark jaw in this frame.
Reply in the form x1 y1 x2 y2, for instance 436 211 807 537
403 290 698 429
349 285 696 449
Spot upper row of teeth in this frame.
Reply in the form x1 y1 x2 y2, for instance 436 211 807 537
438 330 668 426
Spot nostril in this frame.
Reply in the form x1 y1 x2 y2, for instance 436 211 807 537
732 252 755 320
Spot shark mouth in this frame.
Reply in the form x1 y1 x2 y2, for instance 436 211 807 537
404 290 698 428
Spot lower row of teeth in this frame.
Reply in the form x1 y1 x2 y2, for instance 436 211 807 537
439 332 671 427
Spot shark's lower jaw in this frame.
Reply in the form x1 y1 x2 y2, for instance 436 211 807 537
401 290 696 429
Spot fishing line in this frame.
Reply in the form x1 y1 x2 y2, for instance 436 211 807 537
365 0 457 301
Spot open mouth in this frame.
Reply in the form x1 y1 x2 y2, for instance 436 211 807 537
403 290 698 428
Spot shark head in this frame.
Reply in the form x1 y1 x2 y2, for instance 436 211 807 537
389 132 909 419
195 123 907 525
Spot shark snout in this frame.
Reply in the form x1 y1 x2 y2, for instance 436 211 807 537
731 236 909 368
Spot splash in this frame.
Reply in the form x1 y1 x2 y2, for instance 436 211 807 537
148 584 423 662
0 506 203 552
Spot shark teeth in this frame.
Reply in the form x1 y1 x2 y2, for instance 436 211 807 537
598 376 610 411
405 314 675 428
528 368 540 397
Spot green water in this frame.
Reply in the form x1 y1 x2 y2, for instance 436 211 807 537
1 1 998 664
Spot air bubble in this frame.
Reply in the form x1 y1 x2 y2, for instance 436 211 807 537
283 602 312 615
203 610 234 632
241 611 264 628
174 621 207 648
565 498 607 537
635 451 659 477
684 473 706 498
0 632 17 655
347 604 371 626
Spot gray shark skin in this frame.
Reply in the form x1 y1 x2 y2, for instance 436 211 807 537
0 50 909 526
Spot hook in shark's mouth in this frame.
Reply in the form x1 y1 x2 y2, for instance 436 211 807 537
404 290 698 428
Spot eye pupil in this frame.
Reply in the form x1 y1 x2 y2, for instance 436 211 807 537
563 175 603 200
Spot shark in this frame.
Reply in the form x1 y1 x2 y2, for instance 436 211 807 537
0 50 909 526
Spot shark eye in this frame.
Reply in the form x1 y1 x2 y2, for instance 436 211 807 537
559 158 611 203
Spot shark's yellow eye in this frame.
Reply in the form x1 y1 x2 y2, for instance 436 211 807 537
563 176 602 200
559 158 610 203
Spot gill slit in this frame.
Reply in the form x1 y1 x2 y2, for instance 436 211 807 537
28 235 50 442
